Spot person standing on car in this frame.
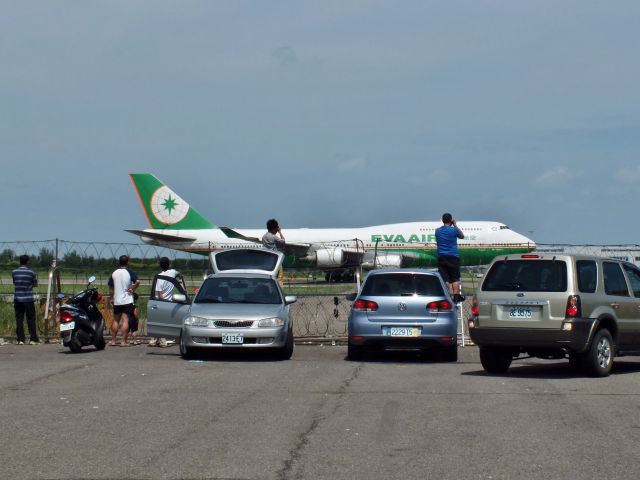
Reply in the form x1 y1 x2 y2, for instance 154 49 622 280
149 257 181 347
12 255 40 345
435 213 465 303
108 255 140 347
262 219 285 285
262 219 285 252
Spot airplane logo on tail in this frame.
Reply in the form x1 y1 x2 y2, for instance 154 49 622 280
150 186 190 225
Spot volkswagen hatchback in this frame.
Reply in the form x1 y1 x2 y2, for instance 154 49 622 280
346 269 458 361
147 249 297 360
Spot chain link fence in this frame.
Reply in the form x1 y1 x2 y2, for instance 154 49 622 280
2 239 638 344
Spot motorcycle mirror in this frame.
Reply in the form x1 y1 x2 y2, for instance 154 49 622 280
87 275 97 284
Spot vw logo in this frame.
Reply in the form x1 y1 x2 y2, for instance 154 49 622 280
398 302 407 311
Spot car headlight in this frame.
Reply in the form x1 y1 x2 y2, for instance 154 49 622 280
184 316 210 327
257 317 285 328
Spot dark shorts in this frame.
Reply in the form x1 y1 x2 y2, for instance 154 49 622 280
113 303 134 316
438 255 461 283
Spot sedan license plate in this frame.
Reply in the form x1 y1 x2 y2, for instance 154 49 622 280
508 306 532 319
387 327 419 337
59 321 75 332
222 333 244 344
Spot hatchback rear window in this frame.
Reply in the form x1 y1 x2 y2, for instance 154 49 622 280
483 260 567 292
361 273 444 297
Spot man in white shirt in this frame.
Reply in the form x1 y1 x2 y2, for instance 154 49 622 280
108 255 140 347
149 257 181 348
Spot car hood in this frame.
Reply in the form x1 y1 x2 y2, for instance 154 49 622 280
188 303 287 320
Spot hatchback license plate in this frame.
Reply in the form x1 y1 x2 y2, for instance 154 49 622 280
222 333 244 344
59 321 75 332
387 327 419 337
508 306 532 319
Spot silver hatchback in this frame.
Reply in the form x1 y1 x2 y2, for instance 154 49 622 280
147 249 296 360
346 269 458 361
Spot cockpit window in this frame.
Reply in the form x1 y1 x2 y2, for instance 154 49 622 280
500 225 509 230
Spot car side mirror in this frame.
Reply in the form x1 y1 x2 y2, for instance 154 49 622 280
172 293 188 303
284 295 297 305
345 292 357 301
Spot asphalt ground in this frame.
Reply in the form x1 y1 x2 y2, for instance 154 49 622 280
2 344 640 480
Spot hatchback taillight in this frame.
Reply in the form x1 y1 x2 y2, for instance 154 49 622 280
353 299 379 311
60 311 74 323
566 295 581 318
427 300 453 311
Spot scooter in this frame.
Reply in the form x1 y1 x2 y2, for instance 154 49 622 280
58 276 106 353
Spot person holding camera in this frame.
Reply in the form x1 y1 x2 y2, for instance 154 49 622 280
435 213 465 303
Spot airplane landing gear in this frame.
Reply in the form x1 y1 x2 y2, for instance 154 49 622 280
325 269 356 283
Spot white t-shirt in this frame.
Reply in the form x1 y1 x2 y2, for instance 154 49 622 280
109 268 138 306
156 268 178 300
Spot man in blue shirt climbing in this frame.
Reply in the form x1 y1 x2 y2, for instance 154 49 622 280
435 213 465 303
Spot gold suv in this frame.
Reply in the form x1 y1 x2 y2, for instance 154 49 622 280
469 254 640 377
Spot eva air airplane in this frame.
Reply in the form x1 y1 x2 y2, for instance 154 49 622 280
127 173 536 279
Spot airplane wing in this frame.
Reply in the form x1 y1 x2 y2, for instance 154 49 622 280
220 226 312 257
125 229 196 243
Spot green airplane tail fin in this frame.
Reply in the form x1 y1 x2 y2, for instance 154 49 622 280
129 173 215 230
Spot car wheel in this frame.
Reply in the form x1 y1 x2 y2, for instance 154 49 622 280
439 345 458 363
479 346 512 373
347 344 371 361
274 329 294 360
179 331 196 360
582 329 613 377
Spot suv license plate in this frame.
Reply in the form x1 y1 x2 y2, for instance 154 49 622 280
222 334 244 344
387 327 419 337
508 307 532 319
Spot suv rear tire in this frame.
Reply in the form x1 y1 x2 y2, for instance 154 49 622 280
480 346 512 373
582 328 613 377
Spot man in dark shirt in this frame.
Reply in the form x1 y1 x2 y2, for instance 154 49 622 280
12 255 39 345
435 213 465 303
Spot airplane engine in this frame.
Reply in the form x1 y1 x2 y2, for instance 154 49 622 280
372 254 403 268
315 248 345 267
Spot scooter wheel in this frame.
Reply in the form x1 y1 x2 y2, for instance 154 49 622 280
95 337 106 351
69 337 82 354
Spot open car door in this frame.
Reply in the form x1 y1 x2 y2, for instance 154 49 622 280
147 274 191 340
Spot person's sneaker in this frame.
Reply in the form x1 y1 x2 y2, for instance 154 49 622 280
29 340 41 345
158 338 169 348
453 294 466 304
148 338 158 347
17 341 25 345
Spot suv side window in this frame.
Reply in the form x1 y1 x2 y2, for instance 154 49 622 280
622 264 640 298
576 260 597 293
603 262 630 297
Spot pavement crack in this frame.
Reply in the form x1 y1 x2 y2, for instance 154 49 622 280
277 363 363 480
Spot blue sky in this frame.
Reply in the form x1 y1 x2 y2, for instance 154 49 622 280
2 1 639 245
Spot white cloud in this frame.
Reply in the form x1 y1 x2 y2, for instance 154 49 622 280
532 167 576 187
613 165 640 185
337 157 366 172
